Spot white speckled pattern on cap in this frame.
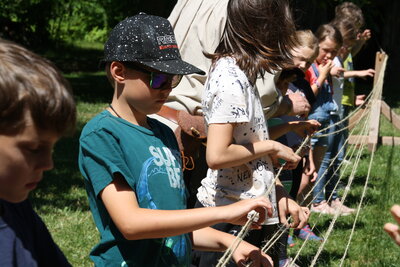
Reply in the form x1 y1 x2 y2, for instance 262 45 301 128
103 12 205 75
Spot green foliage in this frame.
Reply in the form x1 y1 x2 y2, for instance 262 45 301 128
48 0 108 44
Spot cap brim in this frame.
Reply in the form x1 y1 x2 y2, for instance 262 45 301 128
137 59 205 75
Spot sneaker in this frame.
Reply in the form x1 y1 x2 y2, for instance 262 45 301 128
294 225 323 242
311 201 335 215
279 257 299 267
287 235 296 247
330 198 355 216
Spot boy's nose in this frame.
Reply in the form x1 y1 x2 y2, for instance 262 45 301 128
37 152 54 171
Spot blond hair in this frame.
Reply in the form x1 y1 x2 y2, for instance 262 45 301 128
295 30 319 56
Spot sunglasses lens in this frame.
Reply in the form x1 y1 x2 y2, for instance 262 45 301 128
150 74 183 89
151 73 169 89
171 75 182 88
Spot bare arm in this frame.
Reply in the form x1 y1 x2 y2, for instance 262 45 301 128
268 120 321 140
206 123 301 170
192 227 273 266
343 69 375 79
100 174 272 240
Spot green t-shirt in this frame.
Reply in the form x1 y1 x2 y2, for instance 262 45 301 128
79 111 190 267
342 53 356 107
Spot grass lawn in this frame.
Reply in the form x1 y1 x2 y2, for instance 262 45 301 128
31 71 400 266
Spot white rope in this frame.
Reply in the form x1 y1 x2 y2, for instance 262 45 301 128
290 105 372 266
218 54 387 266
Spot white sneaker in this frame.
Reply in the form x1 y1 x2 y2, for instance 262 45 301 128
311 201 335 215
330 198 355 216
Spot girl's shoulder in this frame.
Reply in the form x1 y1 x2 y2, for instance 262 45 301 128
211 56 246 80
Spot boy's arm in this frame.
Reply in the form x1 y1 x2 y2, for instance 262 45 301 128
100 173 272 240
343 69 375 79
192 227 273 266
206 123 301 170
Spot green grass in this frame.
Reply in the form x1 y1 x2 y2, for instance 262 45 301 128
288 145 400 266
30 71 400 266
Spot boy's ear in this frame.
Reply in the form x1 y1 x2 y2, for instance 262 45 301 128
110 61 126 83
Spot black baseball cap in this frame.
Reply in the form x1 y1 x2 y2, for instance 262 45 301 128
102 13 205 75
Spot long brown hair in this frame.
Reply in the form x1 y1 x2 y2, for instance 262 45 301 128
209 0 296 84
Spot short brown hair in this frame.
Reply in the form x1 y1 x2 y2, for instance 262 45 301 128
331 19 358 44
315 24 343 48
334 2 365 30
209 0 296 84
0 39 76 135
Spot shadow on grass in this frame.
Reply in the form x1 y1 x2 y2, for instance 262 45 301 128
295 249 344 266
313 216 366 232
67 73 112 104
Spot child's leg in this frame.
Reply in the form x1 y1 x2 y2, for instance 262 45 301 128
312 145 328 204
312 114 340 204
322 115 341 201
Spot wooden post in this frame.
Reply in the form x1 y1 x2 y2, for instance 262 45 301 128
367 52 387 151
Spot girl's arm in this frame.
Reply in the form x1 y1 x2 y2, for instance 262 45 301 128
192 227 273 266
268 120 320 140
100 173 272 240
206 123 301 170
343 69 375 79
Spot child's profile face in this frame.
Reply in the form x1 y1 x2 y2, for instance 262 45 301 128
123 67 173 115
316 38 340 65
338 40 356 60
292 46 316 72
0 115 59 203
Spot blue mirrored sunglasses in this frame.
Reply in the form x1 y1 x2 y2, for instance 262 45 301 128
124 63 182 89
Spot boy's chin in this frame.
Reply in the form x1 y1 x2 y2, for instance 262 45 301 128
1 193 29 204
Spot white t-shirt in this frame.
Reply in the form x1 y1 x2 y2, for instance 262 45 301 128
333 57 345 116
197 57 278 225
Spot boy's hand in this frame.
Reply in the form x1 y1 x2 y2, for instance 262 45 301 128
303 156 318 182
275 185 309 229
356 68 375 79
233 241 273 267
330 66 345 78
384 205 400 246
357 29 372 42
289 120 321 138
223 197 273 228
278 197 309 229
355 94 366 107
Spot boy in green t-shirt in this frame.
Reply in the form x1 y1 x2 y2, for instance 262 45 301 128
79 13 273 267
